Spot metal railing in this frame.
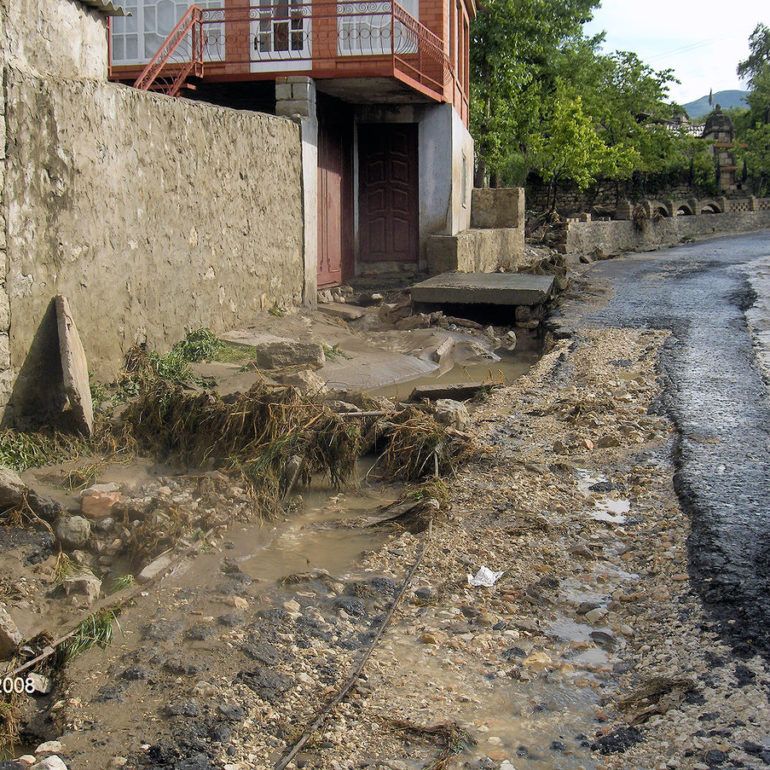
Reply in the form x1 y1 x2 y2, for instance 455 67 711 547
129 2 452 100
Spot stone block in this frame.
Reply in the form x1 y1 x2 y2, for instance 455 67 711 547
0 287 9 332
0 605 23 659
291 80 315 102
471 187 525 229
275 99 311 118
0 332 10 369
56 295 94 436
275 82 292 100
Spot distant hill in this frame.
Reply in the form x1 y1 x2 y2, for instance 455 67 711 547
683 90 749 119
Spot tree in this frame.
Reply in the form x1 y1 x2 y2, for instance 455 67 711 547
469 0 599 185
738 23 770 85
530 84 638 208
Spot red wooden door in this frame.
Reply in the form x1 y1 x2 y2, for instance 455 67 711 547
317 107 353 288
358 124 418 263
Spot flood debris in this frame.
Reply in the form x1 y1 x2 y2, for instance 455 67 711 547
408 381 500 402
374 406 475 480
123 379 361 508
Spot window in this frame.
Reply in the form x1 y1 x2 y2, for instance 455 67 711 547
110 0 224 66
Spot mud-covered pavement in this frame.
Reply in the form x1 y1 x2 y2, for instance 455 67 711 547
555 231 770 662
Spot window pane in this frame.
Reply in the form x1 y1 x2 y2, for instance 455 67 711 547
125 34 138 59
144 6 156 32
113 36 125 60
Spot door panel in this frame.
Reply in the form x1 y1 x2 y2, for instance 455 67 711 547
358 124 418 263
317 103 353 288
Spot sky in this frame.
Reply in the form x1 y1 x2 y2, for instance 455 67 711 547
584 0 768 104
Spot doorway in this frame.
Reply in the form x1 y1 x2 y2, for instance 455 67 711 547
358 123 419 264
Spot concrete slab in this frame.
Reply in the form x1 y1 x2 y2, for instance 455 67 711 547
317 303 366 321
411 272 554 307
55 295 94 436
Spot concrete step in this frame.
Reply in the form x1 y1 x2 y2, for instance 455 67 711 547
426 227 525 274
411 272 554 307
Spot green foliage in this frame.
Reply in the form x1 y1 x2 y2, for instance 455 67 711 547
470 0 599 182
529 89 609 192
172 327 223 362
737 123 770 196
738 23 770 85
470 0 689 194
0 429 91 472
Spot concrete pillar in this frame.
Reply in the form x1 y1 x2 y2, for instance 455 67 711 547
750 196 758 212
276 77 318 307
615 200 633 221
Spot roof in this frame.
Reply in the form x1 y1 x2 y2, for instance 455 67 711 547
78 0 128 15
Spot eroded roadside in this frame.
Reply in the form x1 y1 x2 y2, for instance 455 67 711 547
213 328 769 770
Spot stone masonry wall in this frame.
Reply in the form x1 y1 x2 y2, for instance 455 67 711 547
560 210 770 258
1 0 108 80
1 70 304 423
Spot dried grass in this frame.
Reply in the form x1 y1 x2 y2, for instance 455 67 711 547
123 380 362 514
374 407 475 481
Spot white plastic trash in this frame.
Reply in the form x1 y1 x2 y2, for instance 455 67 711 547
467 566 504 587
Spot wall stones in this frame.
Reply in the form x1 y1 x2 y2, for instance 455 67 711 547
1 71 304 424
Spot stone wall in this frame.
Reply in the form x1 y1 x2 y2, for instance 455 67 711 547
559 210 770 258
1 0 108 80
1 70 304 423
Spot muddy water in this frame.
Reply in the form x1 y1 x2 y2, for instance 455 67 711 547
169 480 400 590
367 350 539 402
380 632 602 770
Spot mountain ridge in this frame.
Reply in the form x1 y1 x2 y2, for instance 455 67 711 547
682 90 748 119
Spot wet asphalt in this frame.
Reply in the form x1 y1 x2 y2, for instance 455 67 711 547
554 230 770 660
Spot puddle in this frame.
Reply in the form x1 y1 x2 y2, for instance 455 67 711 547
367 349 539 401
380 635 601 769
589 499 630 524
169 480 399 590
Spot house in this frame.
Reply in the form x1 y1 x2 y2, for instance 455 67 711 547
107 0 475 292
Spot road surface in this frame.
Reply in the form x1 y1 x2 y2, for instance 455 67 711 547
556 230 770 660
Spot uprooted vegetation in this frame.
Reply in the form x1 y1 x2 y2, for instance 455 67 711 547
0 328 476 748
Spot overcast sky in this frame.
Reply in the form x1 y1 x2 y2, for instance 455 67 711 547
584 0 768 104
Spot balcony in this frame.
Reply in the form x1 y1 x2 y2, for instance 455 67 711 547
110 1 454 104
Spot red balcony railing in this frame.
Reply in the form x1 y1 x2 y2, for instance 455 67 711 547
128 2 452 102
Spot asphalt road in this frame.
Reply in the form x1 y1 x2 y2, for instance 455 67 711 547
555 230 770 660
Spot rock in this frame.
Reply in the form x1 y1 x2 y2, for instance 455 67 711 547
235 668 292 703
523 651 552 670
414 587 433 601
224 596 249 611
56 295 93 436
282 600 301 613
253 340 325 370
34 742 63 756
27 673 53 694
0 606 23 659
54 515 91 548
279 369 328 396
585 606 609 624
434 399 471 430
81 484 122 520
597 435 621 448
137 553 174 584
503 330 517 351
576 601 601 616
18 756 36 767
0 466 26 511
30 759 67 770
61 571 102 606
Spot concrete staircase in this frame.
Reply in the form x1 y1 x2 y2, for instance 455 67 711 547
426 188 526 274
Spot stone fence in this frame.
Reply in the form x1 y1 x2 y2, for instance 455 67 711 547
557 197 770 259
